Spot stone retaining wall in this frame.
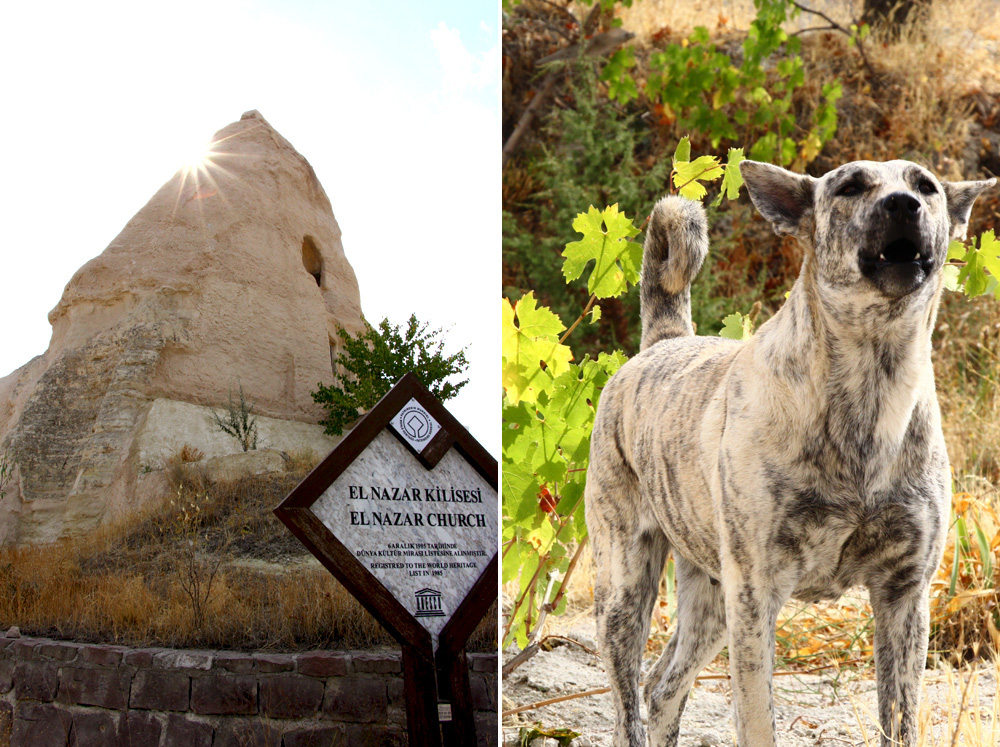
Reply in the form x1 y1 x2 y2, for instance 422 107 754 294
0 635 497 746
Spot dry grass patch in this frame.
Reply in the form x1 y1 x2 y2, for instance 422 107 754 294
0 461 497 652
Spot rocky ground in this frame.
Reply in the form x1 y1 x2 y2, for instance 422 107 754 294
501 614 998 747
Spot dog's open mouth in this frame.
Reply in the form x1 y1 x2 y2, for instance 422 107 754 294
871 237 932 271
859 235 934 296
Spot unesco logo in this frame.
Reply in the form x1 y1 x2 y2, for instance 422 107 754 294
399 406 433 442
414 588 445 618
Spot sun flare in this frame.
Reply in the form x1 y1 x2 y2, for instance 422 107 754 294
180 143 214 175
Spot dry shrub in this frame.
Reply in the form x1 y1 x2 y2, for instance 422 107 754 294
178 444 204 463
0 464 497 652
285 448 322 473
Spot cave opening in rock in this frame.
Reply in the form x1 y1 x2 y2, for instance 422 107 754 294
302 236 322 286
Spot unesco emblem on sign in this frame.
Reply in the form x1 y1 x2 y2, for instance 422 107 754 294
389 398 441 451
399 406 433 441
414 588 445 618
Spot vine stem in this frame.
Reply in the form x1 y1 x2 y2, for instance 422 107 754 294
560 294 597 344
542 539 588 615
502 487 587 645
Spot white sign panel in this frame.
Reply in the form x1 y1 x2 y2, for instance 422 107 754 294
309 429 498 645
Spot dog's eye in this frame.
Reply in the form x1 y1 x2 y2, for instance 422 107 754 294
917 179 937 195
837 182 865 197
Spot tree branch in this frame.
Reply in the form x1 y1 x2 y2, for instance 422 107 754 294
789 1 878 81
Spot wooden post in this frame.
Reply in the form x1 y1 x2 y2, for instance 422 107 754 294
273 374 497 747
403 644 442 747
438 649 477 747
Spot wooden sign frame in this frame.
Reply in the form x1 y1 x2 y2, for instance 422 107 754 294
274 373 497 747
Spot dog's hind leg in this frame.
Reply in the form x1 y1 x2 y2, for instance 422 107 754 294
644 555 726 746
592 515 670 747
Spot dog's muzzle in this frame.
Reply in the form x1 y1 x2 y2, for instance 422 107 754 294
858 191 935 297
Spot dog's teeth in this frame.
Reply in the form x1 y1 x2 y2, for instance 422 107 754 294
879 253 886 261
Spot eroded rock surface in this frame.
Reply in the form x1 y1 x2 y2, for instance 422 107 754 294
0 110 363 544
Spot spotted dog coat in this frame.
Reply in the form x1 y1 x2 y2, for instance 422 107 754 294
586 160 995 747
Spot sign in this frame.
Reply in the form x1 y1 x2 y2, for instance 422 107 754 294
274 373 497 747
307 423 496 646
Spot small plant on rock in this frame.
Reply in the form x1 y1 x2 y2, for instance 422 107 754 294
0 447 12 501
213 382 259 452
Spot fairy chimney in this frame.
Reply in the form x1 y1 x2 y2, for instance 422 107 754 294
0 110 365 544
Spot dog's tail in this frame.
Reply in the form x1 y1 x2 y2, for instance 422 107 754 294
640 195 709 350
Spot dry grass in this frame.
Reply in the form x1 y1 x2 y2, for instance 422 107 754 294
0 458 497 652
848 658 1000 746
177 443 204 463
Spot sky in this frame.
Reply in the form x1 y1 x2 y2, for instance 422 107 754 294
0 0 498 454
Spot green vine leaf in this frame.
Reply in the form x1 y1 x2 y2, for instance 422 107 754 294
711 147 746 206
719 312 754 340
562 205 642 298
501 293 573 405
672 155 724 200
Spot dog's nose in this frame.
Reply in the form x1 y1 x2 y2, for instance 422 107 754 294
881 192 921 220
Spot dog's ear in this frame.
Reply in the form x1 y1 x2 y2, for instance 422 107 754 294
942 178 996 239
739 160 817 237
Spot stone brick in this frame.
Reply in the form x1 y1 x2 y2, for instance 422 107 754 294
190 674 257 715
322 677 387 723
13 640 40 660
58 667 130 709
351 652 401 674
154 650 213 670
78 644 125 667
70 708 118 746
470 673 494 711
213 651 255 674
213 719 283 747
119 711 162 747
295 652 350 677
387 677 405 705
0 659 14 693
14 660 59 701
475 711 498 747
130 669 190 711
470 654 498 674
0 701 12 745
12 702 73 746
163 713 213 747
36 642 80 662
259 674 324 719
281 724 346 747
254 653 295 674
123 649 160 668
345 723 407 747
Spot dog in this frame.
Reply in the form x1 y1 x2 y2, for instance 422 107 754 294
585 159 995 746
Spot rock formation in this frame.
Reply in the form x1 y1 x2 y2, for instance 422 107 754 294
0 111 364 544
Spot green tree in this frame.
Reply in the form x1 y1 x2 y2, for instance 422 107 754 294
313 314 469 436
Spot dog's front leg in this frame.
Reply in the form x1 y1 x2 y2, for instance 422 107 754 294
720 522 796 747
869 577 931 746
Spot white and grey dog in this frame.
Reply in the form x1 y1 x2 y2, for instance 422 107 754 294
586 159 995 747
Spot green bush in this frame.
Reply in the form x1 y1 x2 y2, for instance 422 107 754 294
312 315 469 436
